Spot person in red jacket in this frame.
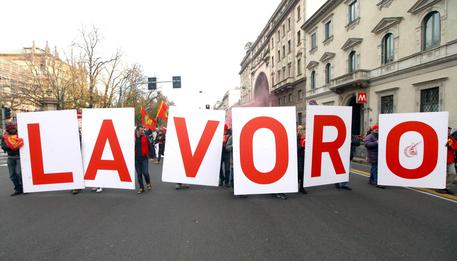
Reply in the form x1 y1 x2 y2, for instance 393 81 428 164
135 125 151 194
440 127 457 194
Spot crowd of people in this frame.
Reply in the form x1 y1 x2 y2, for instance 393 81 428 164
2 121 457 197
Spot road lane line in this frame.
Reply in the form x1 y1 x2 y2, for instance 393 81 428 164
350 168 457 203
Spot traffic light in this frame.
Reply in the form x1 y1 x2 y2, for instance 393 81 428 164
4 107 11 119
205 104 210 110
148 77 157 90
172 76 181 88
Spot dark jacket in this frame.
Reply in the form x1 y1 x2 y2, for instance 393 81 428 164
135 135 149 161
364 133 379 163
1 135 20 157
350 135 361 160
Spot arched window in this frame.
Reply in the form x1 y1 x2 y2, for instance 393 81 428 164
382 33 394 64
423 11 440 50
325 63 332 84
311 71 316 89
348 51 356 73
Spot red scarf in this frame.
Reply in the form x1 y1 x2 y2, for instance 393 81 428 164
141 136 149 157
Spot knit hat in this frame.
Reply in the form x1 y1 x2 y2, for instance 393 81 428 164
371 124 379 131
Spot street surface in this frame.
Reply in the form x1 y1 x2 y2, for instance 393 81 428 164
1 158 456 261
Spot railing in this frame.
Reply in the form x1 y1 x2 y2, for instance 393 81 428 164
273 76 294 89
307 85 331 97
329 69 370 90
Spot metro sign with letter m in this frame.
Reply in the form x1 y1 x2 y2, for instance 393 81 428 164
356 92 367 104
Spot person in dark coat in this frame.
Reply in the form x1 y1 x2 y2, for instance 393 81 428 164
1 123 24 196
297 126 307 194
135 125 151 194
335 135 361 190
219 125 231 187
364 125 385 189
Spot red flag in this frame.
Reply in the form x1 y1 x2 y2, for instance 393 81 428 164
141 107 157 129
156 101 169 121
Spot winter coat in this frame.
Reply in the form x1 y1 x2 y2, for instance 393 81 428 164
447 135 457 164
364 133 379 163
225 135 233 167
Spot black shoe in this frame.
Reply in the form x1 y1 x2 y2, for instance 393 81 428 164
341 186 352 191
299 187 308 194
376 185 386 189
275 193 288 200
437 189 454 195
334 183 341 189
10 191 23 196
445 189 454 195
71 189 80 195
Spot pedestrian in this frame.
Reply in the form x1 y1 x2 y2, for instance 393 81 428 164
1 122 24 196
335 135 361 190
135 125 151 194
297 125 307 194
155 128 166 164
219 124 231 187
225 129 247 198
365 124 385 189
437 127 457 194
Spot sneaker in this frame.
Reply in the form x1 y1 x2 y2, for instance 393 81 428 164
137 188 144 194
10 191 22 196
176 184 183 190
299 187 308 194
376 185 386 189
71 189 80 195
96 187 103 193
275 193 288 200
91 187 98 192
146 184 152 190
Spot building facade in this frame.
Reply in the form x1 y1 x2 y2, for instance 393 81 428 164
302 0 457 135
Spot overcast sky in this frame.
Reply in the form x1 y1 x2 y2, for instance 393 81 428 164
1 0 281 108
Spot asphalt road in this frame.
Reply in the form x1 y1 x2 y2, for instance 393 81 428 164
1 157 456 261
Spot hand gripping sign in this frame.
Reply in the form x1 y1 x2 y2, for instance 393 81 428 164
161 106 225 186
82 108 135 190
232 107 298 195
378 112 448 188
17 110 85 193
303 105 352 187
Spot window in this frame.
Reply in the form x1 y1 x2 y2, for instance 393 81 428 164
348 51 356 73
311 32 317 50
272 56 274 67
277 31 280 42
288 18 291 31
298 90 303 100
381 95 394 113
297 58 302 75
271 37 274 48
325 63 332 84
298 112 303 125
278 70 281 81
288 93 292 103
420 87 439 112
382 33 394 64
282 45 286 58
348 1 358 23
282 24 286 37
297 6 301 20
423 11 440 50
277 50 280 62
282 67 286 79
297 30 301 45
287 63 291 77
288 40 291 53
311 71 316 89
272 73 275 85
324 20 332 40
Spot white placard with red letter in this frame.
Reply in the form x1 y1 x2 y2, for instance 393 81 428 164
162 106 225 186
303 105 352 187
232 107 298 195
378 112 448 188
82 108 135 190
17 110 84 193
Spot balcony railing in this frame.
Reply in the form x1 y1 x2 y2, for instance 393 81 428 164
273 76 294 90
329 69 370 91
307 85 331 97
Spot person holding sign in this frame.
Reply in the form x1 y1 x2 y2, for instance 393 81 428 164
1 123 24 196
440 127 457 194
135 125 152 194
365 125 385 189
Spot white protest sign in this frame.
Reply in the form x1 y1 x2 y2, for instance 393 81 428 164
378 112 448 188
303 105 352 187
82 108 135 190
17 110 84 193
162 106 225 186
232 107 298 195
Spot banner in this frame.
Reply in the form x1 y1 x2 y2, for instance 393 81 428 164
161 106 225 186
303 105 352 187
378 112 448 188
17 110 84 193
82 108 135 190
232 107 298 195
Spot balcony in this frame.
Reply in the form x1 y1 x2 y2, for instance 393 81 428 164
272 77 295 94
329 69 370 93
306 85 331 98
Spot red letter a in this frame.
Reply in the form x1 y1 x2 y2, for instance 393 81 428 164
174 117 219 177
84 120 131 182
28 123 74 185
311 115 347 177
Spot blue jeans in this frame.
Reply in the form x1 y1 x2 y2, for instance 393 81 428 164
135 158 150 189
7 157 23 192
370 162 378 185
